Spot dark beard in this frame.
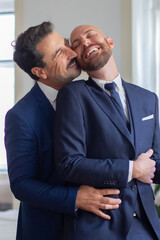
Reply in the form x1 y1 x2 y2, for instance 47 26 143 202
79 50 112 71
77 40 112 71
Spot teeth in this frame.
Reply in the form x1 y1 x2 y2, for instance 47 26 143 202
87 48 98 57
69 61 76 67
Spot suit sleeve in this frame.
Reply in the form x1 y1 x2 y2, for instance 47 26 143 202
5 109 78 215
152 94 160 183
55 86 129 188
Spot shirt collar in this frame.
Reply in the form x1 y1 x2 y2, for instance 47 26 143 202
37 81 58 103
92 73 122 91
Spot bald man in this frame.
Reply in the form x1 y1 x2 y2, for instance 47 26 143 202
55 25 160 240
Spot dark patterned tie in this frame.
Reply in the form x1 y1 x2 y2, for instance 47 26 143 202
105 82 128 125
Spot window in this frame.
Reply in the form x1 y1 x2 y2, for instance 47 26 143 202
132 0 160 97
0 3 15 170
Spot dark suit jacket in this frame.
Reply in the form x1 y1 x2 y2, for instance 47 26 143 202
5 83 78 240
55 78 160 240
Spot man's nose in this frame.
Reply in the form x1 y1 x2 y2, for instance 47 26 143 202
67 47 77 58
82 38 90 47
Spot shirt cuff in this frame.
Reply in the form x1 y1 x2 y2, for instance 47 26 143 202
128 160 133 182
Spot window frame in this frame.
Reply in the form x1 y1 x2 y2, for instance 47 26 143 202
0 10 15 170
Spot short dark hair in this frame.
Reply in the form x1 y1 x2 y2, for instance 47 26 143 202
13 21 54 80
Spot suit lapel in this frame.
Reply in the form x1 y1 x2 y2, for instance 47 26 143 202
31 83 55 131
122 80 140 154
86 78 134 147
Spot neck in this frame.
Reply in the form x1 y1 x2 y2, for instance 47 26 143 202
87 55 118 82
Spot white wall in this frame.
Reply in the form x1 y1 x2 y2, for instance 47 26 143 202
24 0 122 67
0 0 14 11
14 0 130 101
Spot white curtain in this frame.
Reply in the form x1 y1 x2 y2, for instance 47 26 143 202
132 0 160 97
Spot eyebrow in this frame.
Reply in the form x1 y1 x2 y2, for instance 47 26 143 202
53 38 67 59
71 29 94 46
64 38 69 46
84 29 94 35
54 48 61 59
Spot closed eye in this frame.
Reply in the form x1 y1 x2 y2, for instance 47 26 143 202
72 41 80 50
51 48 62 61
53 48 60 57
53 38 67 58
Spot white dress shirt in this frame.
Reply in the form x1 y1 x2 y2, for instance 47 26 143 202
37 81 58 110
92 74 133 182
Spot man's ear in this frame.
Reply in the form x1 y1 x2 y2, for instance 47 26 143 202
31 67 47 80
106 37 114 49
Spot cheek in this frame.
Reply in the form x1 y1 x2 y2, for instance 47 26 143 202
73 48 82 59
53 59 67 76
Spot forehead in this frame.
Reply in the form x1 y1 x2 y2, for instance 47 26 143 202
37 31 64 53
70 25 105 43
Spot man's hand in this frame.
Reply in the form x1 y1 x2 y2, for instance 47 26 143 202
76 185 121 220
132 149 155 184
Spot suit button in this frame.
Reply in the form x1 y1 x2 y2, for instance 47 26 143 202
104 180 117 186
131 185 137 191
104 180 108 185
112 181 116 186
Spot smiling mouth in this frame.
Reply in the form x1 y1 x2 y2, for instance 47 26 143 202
85 47 100 58
68 58 77 68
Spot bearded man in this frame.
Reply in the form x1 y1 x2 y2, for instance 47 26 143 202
55 25 160 240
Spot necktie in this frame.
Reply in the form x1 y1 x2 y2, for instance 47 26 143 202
105 82 128 124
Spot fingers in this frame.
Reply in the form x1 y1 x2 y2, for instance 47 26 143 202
154 165 156 171
148 179 153 184
133 148 156 182
151 169 156 178
101 197 121 205
96 188 121 206
98 197 121 211
87 198 121 220
100 188 120 196
138 149 154 162
145 149 153 158
76 186 121 219
100 203 120 210
93 209 111 220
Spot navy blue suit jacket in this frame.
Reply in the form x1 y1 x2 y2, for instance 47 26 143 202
5 83 78 240
55 78 160 240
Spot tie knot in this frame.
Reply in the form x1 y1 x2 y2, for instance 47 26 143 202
104 82 116 91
